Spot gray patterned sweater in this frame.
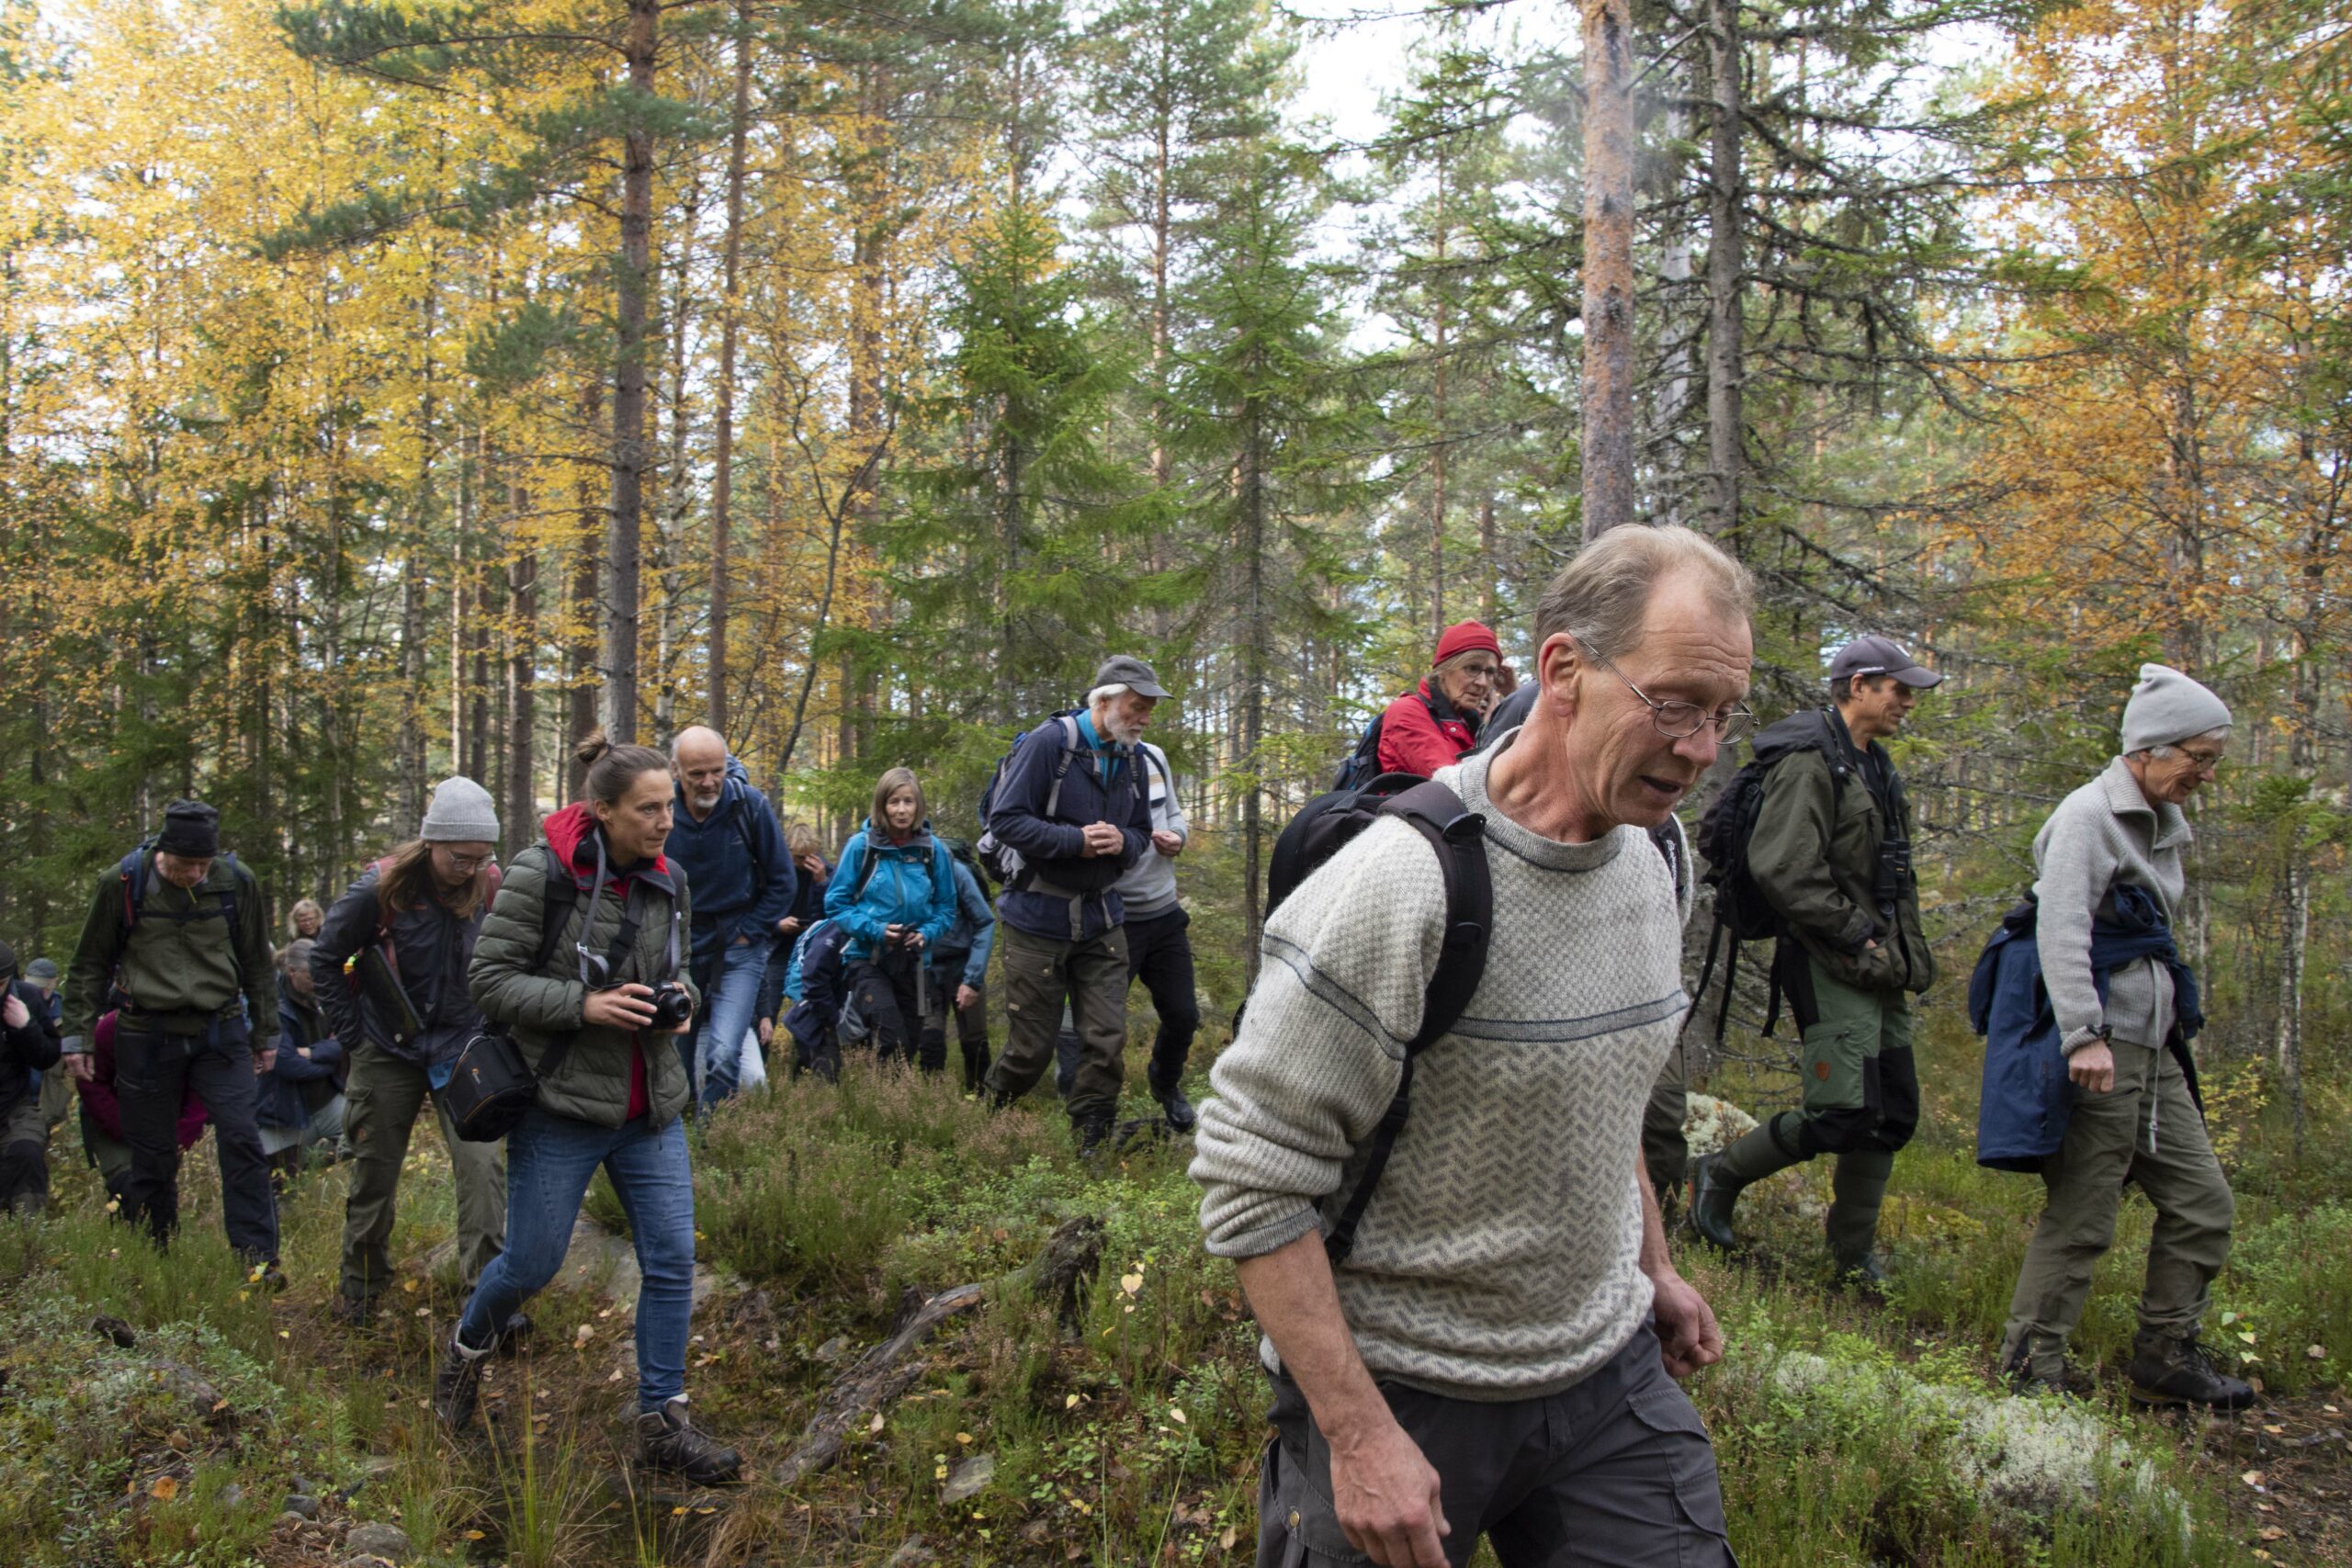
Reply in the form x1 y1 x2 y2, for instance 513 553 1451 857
1191 741 1692 1401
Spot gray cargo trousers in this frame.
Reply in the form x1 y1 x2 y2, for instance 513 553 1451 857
1258 1325 1737 1567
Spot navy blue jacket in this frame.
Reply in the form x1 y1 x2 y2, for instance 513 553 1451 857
668 761 796 962
782 919 853 1056
929 858 997 990
3 977 62 1124
1971 886 2204 1171
988 713 1152 942
262 976 343 1133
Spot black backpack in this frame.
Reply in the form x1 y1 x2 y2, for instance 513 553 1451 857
1256 772 1494 1267
1687 709 1848 1041
974 713 1100 886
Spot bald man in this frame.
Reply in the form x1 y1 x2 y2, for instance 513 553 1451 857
670 728 797 1108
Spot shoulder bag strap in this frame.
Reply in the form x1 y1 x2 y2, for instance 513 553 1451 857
1322 782 1492 1267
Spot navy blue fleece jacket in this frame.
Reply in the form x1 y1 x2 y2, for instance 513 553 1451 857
667 767 796 962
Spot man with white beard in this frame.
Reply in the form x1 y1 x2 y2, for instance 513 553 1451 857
981 656 1164 1153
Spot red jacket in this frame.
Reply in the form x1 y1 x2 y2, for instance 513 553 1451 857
1375 680 1480 777
75 1011 211 1150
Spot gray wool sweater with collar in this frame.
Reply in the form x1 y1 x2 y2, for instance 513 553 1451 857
1190 740 1692 1402
2033 754 2189 1053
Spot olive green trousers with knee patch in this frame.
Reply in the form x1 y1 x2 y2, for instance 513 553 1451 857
339 1042 506 1303
2000 1035 2233 1375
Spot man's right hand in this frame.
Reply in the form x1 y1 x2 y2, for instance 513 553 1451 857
582 985 659 1031
1079 822 1124 857
1 992 27 1030
2069 1040 2117 1093
1328 1417 1451 1567
778 916 803 937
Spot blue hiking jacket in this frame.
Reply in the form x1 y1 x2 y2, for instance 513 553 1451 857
929 858 997 990
1970 885 2204 1171
781 919 852 1055
825 820 957 963
667 759 796 962
988 712 1151 942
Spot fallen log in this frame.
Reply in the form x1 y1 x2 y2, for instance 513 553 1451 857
773 1215 1105 1487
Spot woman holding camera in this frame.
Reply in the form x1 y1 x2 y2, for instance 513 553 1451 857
825 768 958 1071
435 733 738 1485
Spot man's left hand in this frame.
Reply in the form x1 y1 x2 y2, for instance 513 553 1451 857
1 993 27 1031
1151 829 1183 857
1649 1267 1724 1379
253 1048 277 1076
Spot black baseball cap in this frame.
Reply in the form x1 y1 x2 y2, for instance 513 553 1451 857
1828 636 1941 688
1091 654 1171 700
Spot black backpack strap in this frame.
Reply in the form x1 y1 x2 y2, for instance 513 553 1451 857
1322 781 1491 1268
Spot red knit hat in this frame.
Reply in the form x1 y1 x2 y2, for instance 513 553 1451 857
1431 619 1501 667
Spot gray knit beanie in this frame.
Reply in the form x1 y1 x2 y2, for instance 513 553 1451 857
421 776 501 845
2120 663 2233 756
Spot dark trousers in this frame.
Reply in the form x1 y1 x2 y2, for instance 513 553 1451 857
1124 907 1199 1088
1258 1326 1735 1568
848 950 934 1071
0 1094 48 1214
922 964 991 1091
114 1022 278 1264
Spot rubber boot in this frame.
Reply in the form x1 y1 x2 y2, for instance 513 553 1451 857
1826 1146 1894 1290
1690 1119 1803 1251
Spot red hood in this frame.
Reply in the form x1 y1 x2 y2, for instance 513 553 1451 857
541 803 673 889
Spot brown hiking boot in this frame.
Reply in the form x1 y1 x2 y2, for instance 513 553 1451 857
635 1397 741 1485
2128 1330 2255 1409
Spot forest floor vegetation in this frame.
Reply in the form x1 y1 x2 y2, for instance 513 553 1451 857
0 1021 2344 1567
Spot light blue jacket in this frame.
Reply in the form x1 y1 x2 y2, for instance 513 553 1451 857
824 819 957 964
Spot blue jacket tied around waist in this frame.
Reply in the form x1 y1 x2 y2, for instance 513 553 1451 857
1970 884 2205 1172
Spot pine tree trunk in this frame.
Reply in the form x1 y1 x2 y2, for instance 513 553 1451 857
605 0 662 744
1705 0 1744 539
1581 0 1637 542
506 480 538 843
708 0 752 736
570 375 605 797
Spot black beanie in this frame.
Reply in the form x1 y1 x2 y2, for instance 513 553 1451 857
157 799 221 859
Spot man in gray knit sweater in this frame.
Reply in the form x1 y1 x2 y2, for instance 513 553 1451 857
1194 525 1747 1568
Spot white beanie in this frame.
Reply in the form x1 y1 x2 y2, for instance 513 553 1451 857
421 775 502 845
2120 664 2233 756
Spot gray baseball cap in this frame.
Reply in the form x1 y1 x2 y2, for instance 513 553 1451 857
1091 654 1171 700
1828 635 1942 688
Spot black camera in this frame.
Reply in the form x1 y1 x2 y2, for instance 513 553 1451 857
647 982 694 1029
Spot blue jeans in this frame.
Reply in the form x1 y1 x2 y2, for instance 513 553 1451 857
457 1107 696 1413
688 935 772 1108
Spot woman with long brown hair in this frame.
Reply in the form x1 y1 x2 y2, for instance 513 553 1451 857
308 777 510 1329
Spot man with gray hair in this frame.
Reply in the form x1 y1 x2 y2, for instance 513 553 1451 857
981 657 1162 1153
1997 664 2247 1407
669 726 796 1107
1194 526 1744 1568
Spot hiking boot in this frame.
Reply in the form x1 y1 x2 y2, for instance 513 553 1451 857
433 1324 492 1429
2003 1338 2071 1398
250 1260 289 1293
1831 1251 1889 1298
2128 1330 2256 1409
1148 1066 1198 1134
328 1292 375 1330
1077 1117 1114 1157
1688 1155 1745 1251
494 1312 534 1359
635 1397 742 1485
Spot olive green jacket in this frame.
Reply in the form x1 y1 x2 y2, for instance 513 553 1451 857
1747 707 1935 996
467 834 697 1130
60 851 277 1052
